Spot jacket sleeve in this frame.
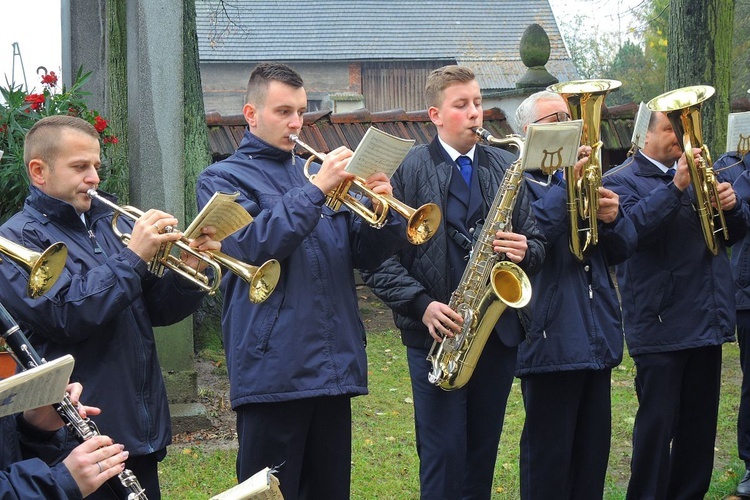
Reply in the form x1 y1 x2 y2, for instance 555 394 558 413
597 209 638 265
603 175 684 249
511 179 546 276
0 460 81 500
197 166 330 265
361 254 432 321
0 415 81 500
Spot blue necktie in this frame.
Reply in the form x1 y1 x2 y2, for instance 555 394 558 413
666 167 675 178
457 156 473 186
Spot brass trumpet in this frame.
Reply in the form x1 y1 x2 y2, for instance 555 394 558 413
288 134 441 244
647 85 728 255
0 237 68 298
86 190 280 303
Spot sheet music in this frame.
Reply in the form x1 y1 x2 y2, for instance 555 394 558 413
345 127 415 179
0 354 74 418
184 192 253 242
726 111 750 155
210 467 283 500
631 102 650 150
522 120 584 172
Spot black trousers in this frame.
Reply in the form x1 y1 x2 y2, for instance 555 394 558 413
626 345 722 500
406 332 516 500
235 395 352 500
738 309 750 468
519 368 612 500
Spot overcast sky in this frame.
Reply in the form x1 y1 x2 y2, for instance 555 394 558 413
0 0 646 92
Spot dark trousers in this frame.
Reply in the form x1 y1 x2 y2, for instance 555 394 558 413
87 451 162 500
519 369 612 500
738 309 750 468
626 346 722 500
407 332 516 500
235 396 352 500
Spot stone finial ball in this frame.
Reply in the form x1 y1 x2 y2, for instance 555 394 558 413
519 23 551 68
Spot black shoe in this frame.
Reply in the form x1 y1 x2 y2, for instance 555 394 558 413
737 469 750 497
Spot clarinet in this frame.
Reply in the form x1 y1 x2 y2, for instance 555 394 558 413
0 301 148 500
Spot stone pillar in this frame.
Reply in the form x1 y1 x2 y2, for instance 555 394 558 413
62 0 208 432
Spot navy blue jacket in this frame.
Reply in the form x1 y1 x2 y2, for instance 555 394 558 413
0 414 81 499
516 171 637 375
715 151 750 310
361 137 546 349
0 187 207 456
196 130 407 408
603 151 747 354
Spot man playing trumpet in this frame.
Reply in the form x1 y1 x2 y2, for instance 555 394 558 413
196 62 407 500
0 115 221 499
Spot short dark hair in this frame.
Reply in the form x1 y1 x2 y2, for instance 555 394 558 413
245 62 304 106
24 115 99 168
425 65 476 108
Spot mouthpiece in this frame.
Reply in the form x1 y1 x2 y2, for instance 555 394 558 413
474 127 494 142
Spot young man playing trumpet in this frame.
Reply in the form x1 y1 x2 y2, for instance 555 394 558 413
0 115 221 499
196 62 407 500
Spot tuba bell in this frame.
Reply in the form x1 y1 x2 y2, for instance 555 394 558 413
547 79 621 261
0 237 68 298
647 85 728 255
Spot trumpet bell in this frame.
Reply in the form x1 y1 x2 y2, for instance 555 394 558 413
406 202 441 245
0 237 68 298
248 259 281 304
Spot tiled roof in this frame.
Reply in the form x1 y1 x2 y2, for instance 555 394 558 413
206 107 516 161
196 0 570 63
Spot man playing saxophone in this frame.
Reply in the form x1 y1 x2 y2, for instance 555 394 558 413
514 91 636 499
361 65 545 499
603 109 748 499
0 115 221 499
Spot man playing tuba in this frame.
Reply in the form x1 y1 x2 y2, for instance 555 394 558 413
604 109 748 499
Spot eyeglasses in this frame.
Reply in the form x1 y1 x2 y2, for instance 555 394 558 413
532 111 572 124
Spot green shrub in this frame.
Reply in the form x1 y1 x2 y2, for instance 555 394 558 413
0 67 124 223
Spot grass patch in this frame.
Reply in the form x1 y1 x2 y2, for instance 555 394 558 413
161 329 746 499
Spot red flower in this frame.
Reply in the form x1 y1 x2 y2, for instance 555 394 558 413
0 124 7 134
93 115 108 133
103 135 119 145
24 93 45 111
41 71 58 87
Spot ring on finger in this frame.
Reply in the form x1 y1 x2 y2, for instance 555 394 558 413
97 461 103 474
153 223 160 232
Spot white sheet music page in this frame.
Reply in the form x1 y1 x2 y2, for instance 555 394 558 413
522 120 584 172
345 127 415 179
726 111 750 156
209 467 283 500
184 191 254 242
0 354 74 418
631 102 650 150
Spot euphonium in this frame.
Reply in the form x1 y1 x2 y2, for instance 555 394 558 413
288 134 441 244
86 190 280 303
547 79 621 261
647 85 728 255
426 128 532 390
0 237 68 298
0 302 148 499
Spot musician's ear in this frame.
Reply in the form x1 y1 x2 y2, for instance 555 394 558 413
243 103 257 128
28 158 47 187
428 106 442 127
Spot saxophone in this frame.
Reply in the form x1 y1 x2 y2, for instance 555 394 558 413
0 302 148 499
426 128 532 390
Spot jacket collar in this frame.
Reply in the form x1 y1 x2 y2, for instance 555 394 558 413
237 128 294 163
632 151 676 180
26 185 116 227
